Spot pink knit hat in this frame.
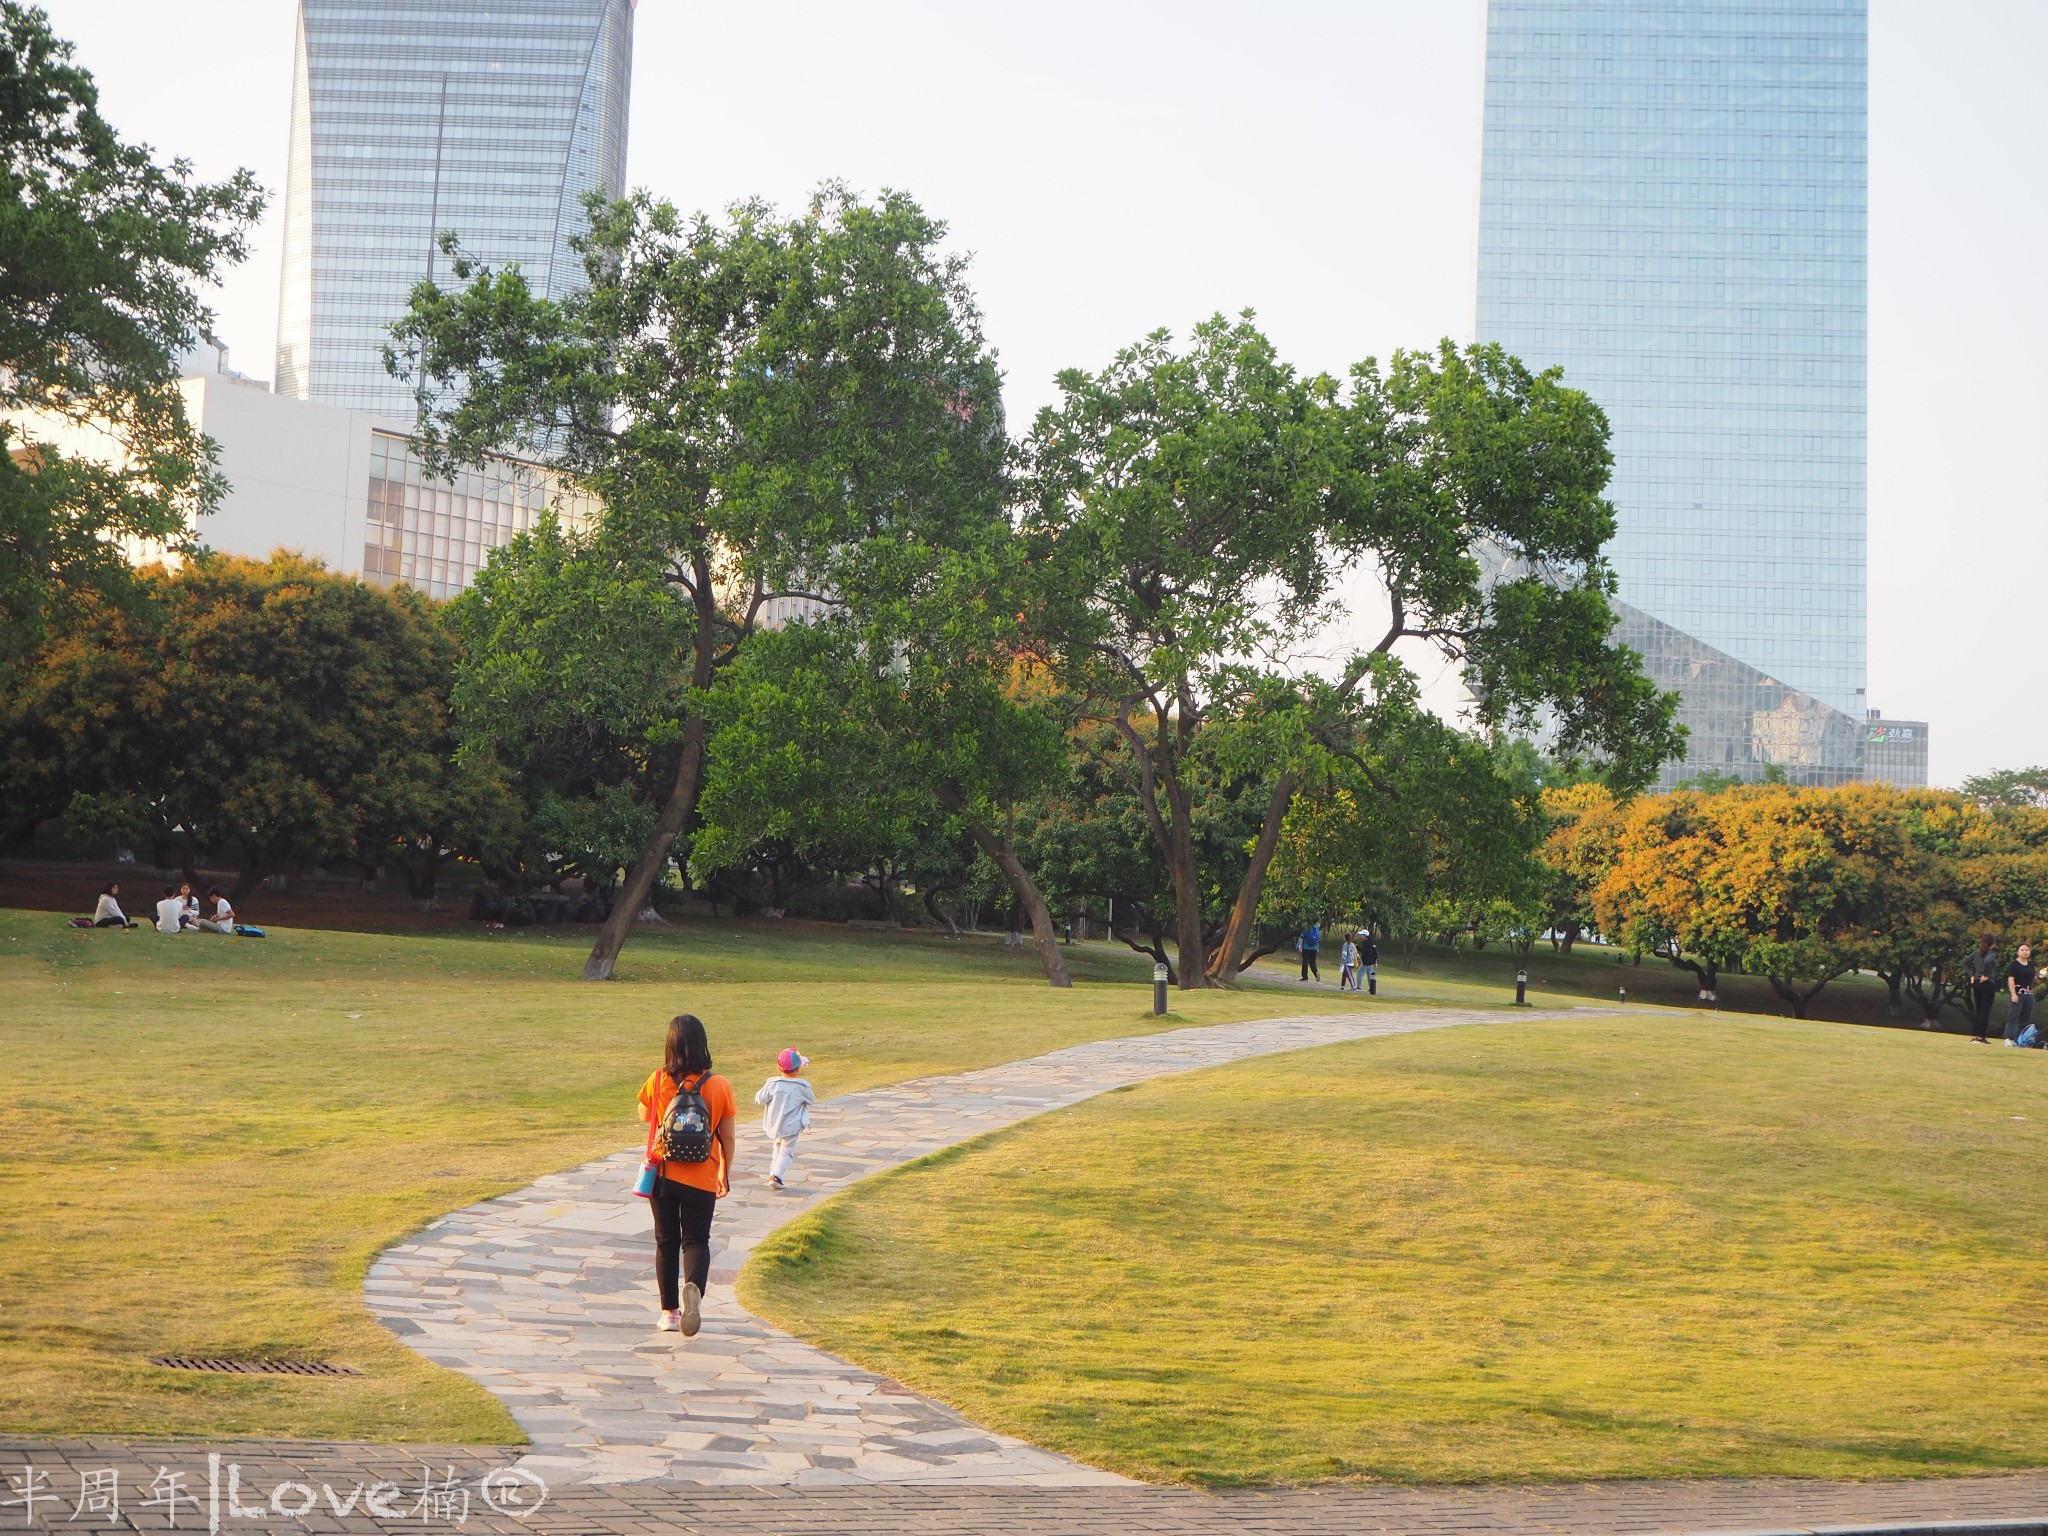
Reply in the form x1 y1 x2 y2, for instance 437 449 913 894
777 1048 808 1074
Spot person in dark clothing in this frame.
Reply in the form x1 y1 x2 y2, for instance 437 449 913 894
1967 937 2000 1043
2004 944 2036 1046
1357 931 1380 995
1299 921 1321 983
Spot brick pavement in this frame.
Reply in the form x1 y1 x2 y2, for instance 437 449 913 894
366 1008 1555 1487
8 1440 2048 1534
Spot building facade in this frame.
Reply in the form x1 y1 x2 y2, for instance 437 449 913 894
1475 0 1874 783
1861 711 1930 788
275 0 633 415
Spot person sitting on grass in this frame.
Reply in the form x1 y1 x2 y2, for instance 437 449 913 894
92 882 138 929
194 887 236 934
154 885 186 935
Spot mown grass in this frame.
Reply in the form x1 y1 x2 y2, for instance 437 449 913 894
0 908 1391 1442
743 1012 2048 1485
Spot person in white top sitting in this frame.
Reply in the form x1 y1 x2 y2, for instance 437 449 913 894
154 885 186 935
92 882 138 929
194 887 236 934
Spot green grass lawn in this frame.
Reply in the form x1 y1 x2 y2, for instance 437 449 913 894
743 1012 2048 1486
0 907 1390 1442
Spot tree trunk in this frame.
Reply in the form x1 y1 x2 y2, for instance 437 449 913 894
1206 767 1300 985
934 786 1069 987
922 885 962 937
584 568 718 982
581 714 707 980
1114 705 1207 989
1879 969 1904 1018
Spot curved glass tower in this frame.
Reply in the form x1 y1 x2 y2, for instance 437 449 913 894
1476 1 1869 784
275 0 633 415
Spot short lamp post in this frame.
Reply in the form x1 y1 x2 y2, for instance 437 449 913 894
1153 962 1170 1016
1515 967 1529 1007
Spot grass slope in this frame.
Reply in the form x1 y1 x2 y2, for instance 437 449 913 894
0 909 1380 1441
744 1013 2048 1485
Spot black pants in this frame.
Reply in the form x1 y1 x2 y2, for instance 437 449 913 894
1971 981 1998 1036
1300 948 1319 981
650 1177 717 1310
93 916 131 928
2006 990 2035 1042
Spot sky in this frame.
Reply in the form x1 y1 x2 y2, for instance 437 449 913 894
38 1 2048 786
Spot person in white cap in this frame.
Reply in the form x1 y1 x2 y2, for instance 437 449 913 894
755 1048 815 1189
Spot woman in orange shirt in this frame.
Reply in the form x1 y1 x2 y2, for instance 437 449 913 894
636 1014 739 1335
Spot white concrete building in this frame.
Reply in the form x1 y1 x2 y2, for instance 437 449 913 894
10 347 597 601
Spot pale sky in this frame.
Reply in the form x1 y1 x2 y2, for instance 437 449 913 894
40 1 2047 785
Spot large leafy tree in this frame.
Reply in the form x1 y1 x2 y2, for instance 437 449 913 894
393 186 1008 979
41 555 452 897
0 3 263 673
1025 321 1679 987
440 515 692 889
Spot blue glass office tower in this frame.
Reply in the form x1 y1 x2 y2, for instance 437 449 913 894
275 0 633 415
1476 1 1869 784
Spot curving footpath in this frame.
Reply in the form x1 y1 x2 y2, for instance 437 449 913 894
366 1007 1562 1488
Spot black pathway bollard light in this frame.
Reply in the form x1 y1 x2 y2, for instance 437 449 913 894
1153 962 1169 1016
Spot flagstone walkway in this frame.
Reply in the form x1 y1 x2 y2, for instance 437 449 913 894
365 1007 1570 1489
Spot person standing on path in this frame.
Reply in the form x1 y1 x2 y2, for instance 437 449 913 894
1300 921 1321 983
755 1048 815 1190
1357 931 1379 995
1338 934 1358 992
637 1015 737 1335
1968 937 2000 1043
2004 944 2036 1047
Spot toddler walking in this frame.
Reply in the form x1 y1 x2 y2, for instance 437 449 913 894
755 1048 815 1189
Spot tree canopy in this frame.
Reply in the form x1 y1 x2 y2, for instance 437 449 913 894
0 1 263 674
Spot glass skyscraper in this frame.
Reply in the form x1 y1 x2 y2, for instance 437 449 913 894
1475 1 1870 783
275 0 633 416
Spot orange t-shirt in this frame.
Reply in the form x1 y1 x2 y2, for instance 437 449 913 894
637 1069 737 1194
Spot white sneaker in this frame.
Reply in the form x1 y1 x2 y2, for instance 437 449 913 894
679 1282 702 1337
656 1309 681 1332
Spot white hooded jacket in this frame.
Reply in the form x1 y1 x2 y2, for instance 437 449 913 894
755 1076 815 1140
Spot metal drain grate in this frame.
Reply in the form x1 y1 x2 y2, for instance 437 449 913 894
149 1356 360 1377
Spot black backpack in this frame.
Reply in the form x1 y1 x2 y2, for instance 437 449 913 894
654 1070 715 1163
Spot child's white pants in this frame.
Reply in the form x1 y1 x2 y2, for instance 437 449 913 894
770 1134 800 1180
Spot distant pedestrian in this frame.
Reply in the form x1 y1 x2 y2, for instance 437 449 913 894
1357 931 1380 995
2004 944 2036 1046
92 883 137 929
755 1048 815 1190
636 1014 737 1336
1967 936 2000 1044
1299 921 1321 983
153 885 185 935
1338 934 1358 992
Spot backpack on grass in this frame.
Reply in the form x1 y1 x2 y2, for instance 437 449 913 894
654 1070 715 1163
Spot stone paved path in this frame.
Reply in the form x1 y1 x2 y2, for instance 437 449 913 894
365 1008 1564 1488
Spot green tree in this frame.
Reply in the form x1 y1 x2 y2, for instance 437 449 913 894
0 3 263 673
53 554 452 897
1262 707 1545 969
1961 767 2048 810
1025 322 1679 987
441 516 692 890
393 185 1007 978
